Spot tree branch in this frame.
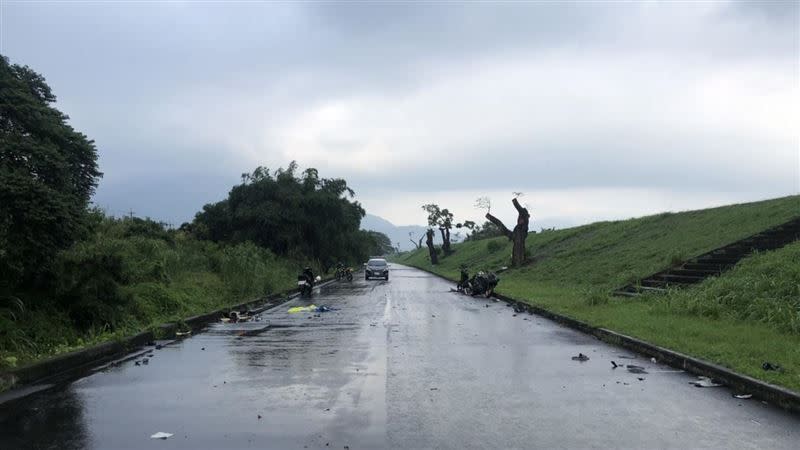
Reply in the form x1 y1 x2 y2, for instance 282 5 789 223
485 213 513 239
512 198 530 218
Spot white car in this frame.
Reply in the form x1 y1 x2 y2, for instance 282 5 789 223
365 258 389 280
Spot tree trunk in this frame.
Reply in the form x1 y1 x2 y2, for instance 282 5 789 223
439 227 451 254
425 229 438 265
485 197 531 267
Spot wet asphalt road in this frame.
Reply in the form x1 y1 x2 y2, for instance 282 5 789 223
1 265 799 449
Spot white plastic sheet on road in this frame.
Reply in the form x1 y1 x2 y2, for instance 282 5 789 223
150 432 173 440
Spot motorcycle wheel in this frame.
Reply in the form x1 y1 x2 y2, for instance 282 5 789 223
346 273 353 281
464 286 473 296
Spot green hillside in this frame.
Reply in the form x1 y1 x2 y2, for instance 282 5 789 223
395 195 800 391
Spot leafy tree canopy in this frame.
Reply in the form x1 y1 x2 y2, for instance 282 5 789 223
0 55 102 291
363 230 394 256
193 162 367 270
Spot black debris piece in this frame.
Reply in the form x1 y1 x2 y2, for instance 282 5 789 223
762 362 783 372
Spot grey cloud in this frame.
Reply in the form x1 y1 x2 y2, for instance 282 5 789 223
723 0 800 24
3 1 797 225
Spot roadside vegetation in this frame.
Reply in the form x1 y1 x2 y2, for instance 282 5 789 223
395 195 800 391
0 55 389 372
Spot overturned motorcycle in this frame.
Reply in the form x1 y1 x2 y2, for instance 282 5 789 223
455 268 500 298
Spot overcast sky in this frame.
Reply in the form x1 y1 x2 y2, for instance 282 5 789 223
3 1 798 229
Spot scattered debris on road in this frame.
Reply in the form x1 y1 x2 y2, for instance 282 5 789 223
221 310 261 323
650 357 657 364
626 365 647 374
176 331 191 337
611 361 618 369
150 432 173 440
690 376 723 388
571 353 590 362
287 304 336 314
733 393 753 399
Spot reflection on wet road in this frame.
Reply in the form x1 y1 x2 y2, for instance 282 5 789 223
1 265 798 449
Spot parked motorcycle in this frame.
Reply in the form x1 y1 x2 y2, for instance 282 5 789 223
335 265 354 282
298 267 315 297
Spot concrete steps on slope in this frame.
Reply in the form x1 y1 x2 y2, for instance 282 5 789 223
613 216 800 297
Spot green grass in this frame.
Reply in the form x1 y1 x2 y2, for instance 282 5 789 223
394 195 800 391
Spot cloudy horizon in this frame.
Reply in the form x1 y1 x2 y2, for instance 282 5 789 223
2 1 798 229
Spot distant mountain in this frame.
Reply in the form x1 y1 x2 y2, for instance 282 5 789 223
361 214 430 251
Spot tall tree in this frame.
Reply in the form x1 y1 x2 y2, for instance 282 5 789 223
193 162 367 270
364 230 394 255
483 195 531 267
0 56 102 291
424 228 439 265
421 204 454 255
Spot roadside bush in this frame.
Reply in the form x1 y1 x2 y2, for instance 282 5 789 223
0 296 28 356
53 238 132 330
120 217 175 245
486 239 503 253
665 250 686 267
217 242 296 300
583 288 610 306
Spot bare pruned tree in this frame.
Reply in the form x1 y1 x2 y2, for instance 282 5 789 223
484 195 531 267
408 231 423 250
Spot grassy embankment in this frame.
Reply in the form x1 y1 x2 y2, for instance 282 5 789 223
0 217 303 372
394 195 800 391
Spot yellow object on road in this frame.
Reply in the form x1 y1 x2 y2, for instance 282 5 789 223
288 305 317 313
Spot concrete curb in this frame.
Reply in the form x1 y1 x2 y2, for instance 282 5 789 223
0 276 338 394
404 262 800 414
